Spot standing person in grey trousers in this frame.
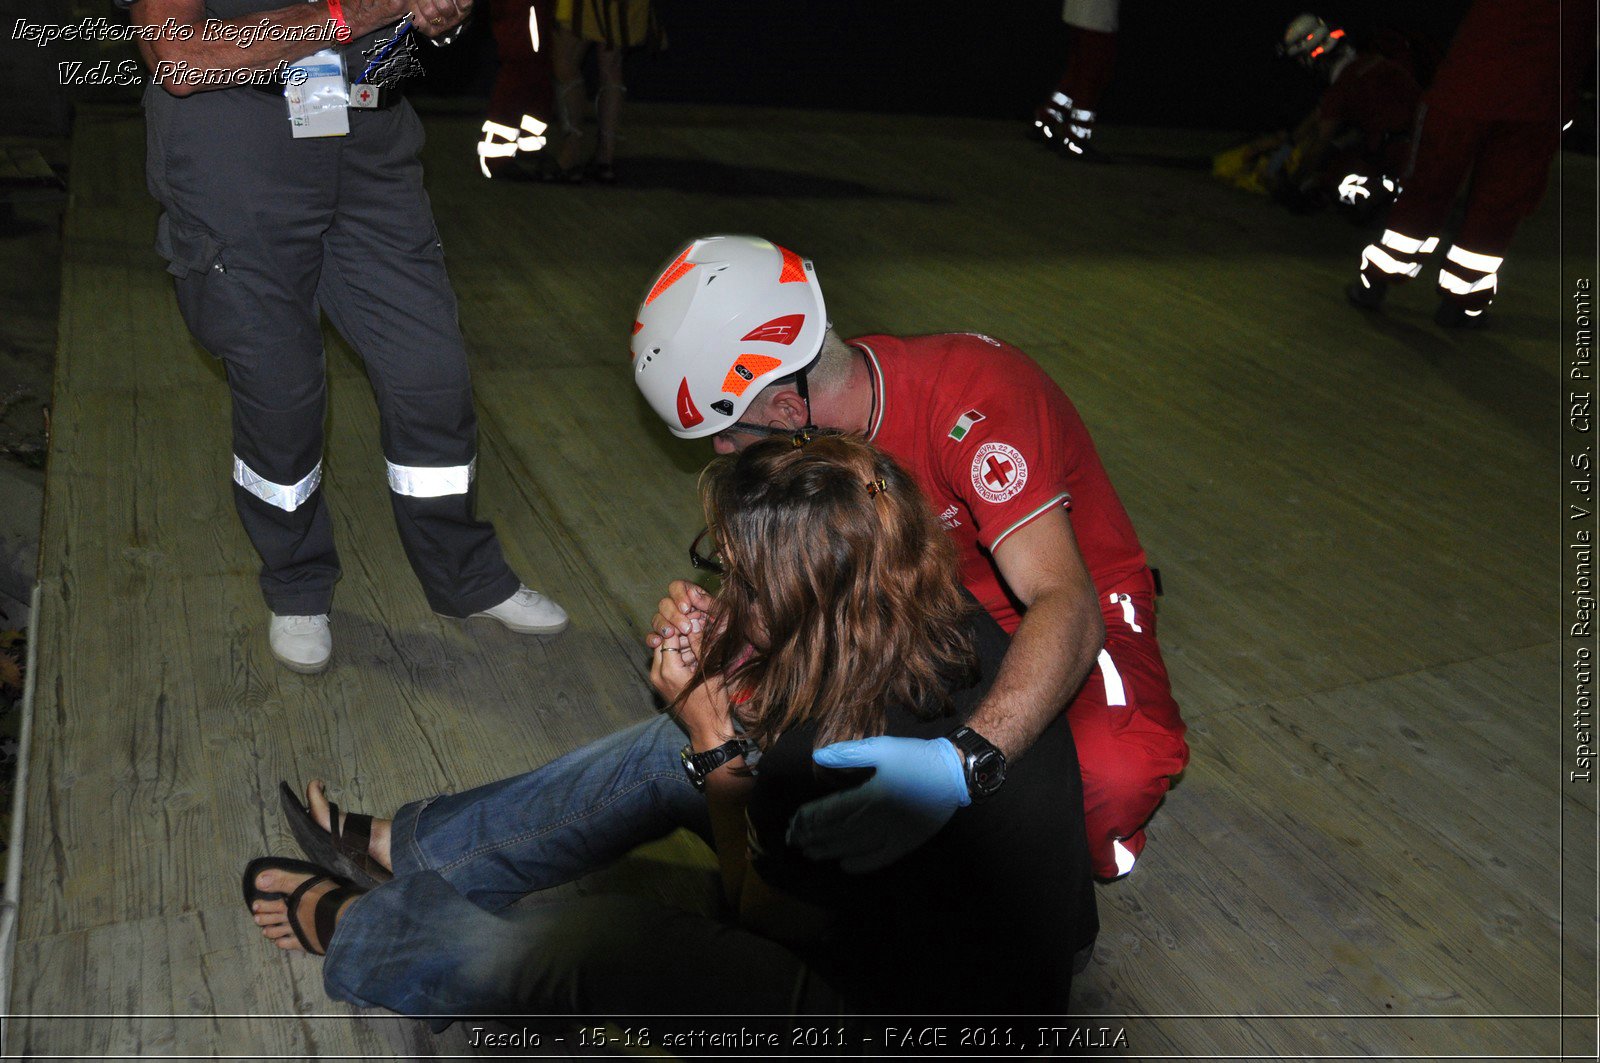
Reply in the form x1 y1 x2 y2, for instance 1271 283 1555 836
120 0 568 672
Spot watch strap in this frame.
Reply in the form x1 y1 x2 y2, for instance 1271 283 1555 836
681 738 748 789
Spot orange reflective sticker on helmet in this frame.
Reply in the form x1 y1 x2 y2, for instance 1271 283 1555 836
645 247 695 306
777 246 807 284
741 314 805 345
632 321 643 334
721 354 782 397
677 378 704 428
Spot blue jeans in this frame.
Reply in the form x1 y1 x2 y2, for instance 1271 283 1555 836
385 714 708 911
318 715 845 1018
323 872 842 1022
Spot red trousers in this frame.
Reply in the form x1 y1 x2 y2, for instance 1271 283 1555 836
1055 26 1118 115
1068 587 1189 879
481 0 556 173
1393 104 1559 255
1359 104 1560 310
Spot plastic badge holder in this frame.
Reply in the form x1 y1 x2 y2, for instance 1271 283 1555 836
286 48 350 138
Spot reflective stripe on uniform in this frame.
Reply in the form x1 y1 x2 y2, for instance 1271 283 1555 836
517 114 549 152
386 458 475 498
1438 268 1497 295
1378 228 1430 255
1444 245 1503 274
234 456 321 513
1109 592 1142 633
478 120 520 177
1360 242 1421 278
1339 173 1370 202
1097 648 1127 707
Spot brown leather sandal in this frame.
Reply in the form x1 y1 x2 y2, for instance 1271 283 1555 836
279 781 393 891
242 856 362 957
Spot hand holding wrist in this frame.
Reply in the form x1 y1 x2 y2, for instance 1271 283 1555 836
931 737 973 808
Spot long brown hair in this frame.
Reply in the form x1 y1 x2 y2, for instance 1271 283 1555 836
678 435 978 749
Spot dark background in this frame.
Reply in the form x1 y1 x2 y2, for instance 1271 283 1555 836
418 0 1477 132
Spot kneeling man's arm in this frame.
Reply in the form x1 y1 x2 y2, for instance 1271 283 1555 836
967 506 1103 762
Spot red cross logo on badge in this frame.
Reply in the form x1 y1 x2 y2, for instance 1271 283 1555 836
971 442 1027 504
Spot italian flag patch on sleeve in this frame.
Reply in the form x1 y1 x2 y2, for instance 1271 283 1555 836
948 409 986 441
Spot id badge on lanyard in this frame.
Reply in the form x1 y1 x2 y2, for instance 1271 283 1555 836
286 48 349 138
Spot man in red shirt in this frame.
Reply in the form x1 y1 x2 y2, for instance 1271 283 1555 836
635 235 1188 880
1348 0 1595 326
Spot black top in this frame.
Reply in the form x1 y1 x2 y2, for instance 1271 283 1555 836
745 605 1098 1014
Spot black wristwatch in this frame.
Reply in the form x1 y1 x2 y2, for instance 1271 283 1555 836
948 725 1007 801
680 739 747 791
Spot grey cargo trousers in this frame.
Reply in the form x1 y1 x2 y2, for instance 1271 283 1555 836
142 83 519 617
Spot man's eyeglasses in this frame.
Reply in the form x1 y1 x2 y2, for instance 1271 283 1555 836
689 527 725 576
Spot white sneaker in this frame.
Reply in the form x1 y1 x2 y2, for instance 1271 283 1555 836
470 585 569 635
269 614 332 674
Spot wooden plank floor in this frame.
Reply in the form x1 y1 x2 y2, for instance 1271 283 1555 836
11 100 1593 1058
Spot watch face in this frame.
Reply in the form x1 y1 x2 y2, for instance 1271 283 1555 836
969 749 1005 794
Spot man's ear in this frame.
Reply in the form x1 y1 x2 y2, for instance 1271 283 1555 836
765 388 809 427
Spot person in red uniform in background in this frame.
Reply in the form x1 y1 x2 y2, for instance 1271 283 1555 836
1032 0 1121 157
635 236 1189 882
1278 14 1422 216
477 0 555 180
1348 0 1596 326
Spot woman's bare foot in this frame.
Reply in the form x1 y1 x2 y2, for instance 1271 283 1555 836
305 780 393 873
249 866 357 954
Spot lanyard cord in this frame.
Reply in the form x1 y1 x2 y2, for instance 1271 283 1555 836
356 15 414 85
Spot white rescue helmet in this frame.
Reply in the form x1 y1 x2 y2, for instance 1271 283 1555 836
1279 13 1345 66
631 235 828 439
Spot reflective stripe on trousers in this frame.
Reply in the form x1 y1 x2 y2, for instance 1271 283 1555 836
234 456 322 513
386 457 475 498
1358 228 1440 282
1436 244 1502 311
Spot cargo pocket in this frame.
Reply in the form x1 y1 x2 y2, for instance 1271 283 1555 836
155 212 225 279
156 213 254 369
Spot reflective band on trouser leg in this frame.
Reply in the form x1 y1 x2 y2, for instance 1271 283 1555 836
478 120 520 178
1437 245 1502 312
1035 91 1070 138
234 456 322 513
1380 229 1432 255
1358 228 1437 286
386 458 475 498
1097 648 1127 707
517 114 549 153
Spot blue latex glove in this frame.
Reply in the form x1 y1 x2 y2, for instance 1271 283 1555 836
785 735 969 873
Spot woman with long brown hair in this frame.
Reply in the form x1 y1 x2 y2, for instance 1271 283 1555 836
243 435 1097 1018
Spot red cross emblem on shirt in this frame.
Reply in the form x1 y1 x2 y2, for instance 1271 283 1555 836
970 441 1028 504
983 454 1015 489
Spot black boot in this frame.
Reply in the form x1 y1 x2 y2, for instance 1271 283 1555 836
1434 301 1488 329
1345 278 1387 310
